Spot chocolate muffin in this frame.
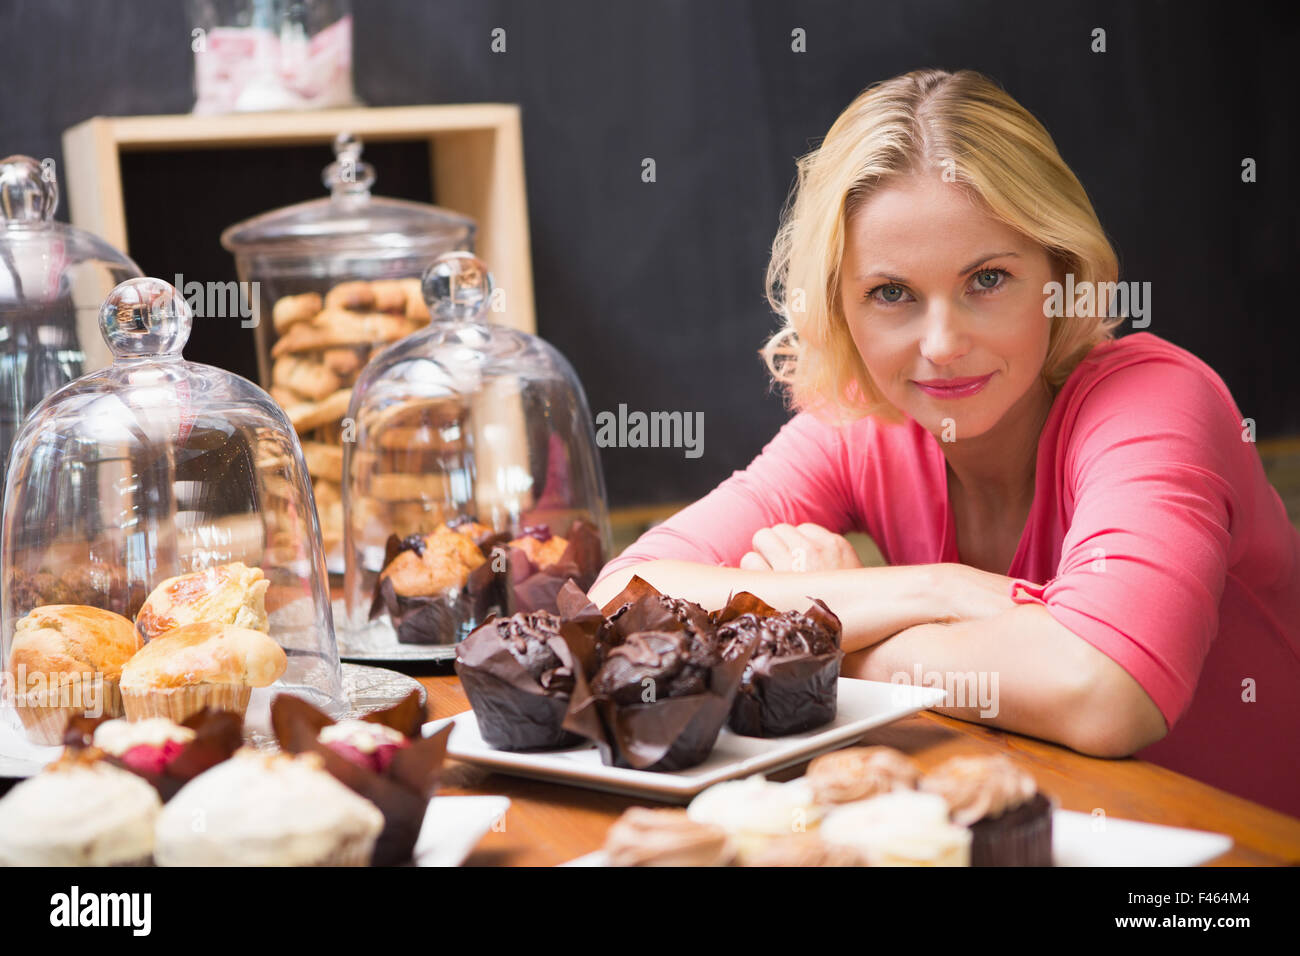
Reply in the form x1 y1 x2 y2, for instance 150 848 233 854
563 576 754 772
455 609 594 751
712 593 843 737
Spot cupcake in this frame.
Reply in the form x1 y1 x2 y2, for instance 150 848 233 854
712 592 843 737
6 604 142 744
94 717 196 774
805 746 921 805
318 719 411 772
819 791 972 866
80 710 244 800
369 522 500 644
739 834 862 867
920 755 1053 866
271 691 453 866
155 749 384 866
134 561 269 642
455 604 599 751
494 518 604 615
603 807 732 867
0 748 161 866
119 621 287 722
686 775 823 864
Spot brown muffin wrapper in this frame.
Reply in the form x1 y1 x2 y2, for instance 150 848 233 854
272 691 452 866
369 533 500 645
496 519 604 616
454 597 603 752
14 677 122 745
121 684 251 723
968 791 1054 866
711 590 844 738
560 581 757 772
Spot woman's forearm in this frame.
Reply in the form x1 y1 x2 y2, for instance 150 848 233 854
588 559 950 653
843 603 1167 756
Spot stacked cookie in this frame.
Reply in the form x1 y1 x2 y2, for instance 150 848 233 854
267 278 433 555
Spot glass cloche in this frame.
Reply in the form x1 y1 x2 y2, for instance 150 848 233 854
0 155 142 476
1 277 345 757
341 252 611 658
221 133 476 571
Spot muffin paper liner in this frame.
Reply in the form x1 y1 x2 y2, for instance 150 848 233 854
272 690 452 866
14 676 123 745
967 791 1054 866
710 591 844 737
561 578 756 772
369 533 501 645
494 519 605 616
455 596 603 751
121 683 251 723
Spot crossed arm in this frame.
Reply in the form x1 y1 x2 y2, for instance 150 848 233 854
588 528 1167 759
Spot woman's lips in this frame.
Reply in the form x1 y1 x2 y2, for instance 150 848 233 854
911 372 995 399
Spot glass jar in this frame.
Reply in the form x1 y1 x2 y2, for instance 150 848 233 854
221 133 476 570
340 252 611 659
1 277 345 757
0 155 142 480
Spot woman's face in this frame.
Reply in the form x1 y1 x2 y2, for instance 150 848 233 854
839 174 1058 441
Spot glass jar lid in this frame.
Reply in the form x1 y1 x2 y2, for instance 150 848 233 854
219 133 475 258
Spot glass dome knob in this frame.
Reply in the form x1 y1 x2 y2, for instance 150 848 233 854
323 131 376 198
99 277 193 359
0 154 58 223
422 251 494 321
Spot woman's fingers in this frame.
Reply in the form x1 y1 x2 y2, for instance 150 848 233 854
748 522 861 571
750 526 794 569
797 522 863 569
739 550 772 570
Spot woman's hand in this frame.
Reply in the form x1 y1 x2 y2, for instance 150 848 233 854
934 563 1025 624
739 523 863 572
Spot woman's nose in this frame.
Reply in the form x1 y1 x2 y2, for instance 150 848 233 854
919 303 971 367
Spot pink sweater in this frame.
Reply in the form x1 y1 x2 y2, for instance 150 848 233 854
598 333 1300 818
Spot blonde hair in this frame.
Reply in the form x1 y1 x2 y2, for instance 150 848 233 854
762 68 1123 424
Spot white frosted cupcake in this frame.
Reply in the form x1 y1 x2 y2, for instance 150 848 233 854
155 748 383 866
820 790 972 866
686 775 822 863
0 750 161 866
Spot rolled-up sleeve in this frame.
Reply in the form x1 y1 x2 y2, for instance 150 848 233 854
595 411 856 584
1009 360 1241 730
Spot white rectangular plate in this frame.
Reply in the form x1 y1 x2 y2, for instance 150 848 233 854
423 678 946 802
562 810 1232 867
414 795 510 867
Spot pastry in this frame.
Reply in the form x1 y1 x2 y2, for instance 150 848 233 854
155 749 384 866
7 604 141 744
455 601 601 751
819 791 972 866
563 577 753 772
93 716 196 775
272 692 452 866
920 755 1053 866
369 522 500 645
134 561 270 642
604 808 732 867
271 292 322 334
713 592 843 737
301 441 344 484
286 388 353 433
272 354 343 402
119 621 287 722
317 719 410 773
321 346 365 379
0 748 161 866
494 520 605 616
686 775 823 864
271 309 416 357
323 280 376 312
806 746 921 805
739 834 862 867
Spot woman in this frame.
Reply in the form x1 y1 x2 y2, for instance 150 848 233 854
589 69 1300 818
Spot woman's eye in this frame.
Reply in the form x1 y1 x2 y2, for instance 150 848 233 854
866 283 910 305
972 268 1009 292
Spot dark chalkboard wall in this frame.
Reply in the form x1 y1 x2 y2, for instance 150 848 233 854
2 0 1295 507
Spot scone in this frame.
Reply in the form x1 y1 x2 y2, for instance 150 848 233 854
134 562 270 642
0 749 161 866
6 605 142 744
155 749 384 866
119 621 287 722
